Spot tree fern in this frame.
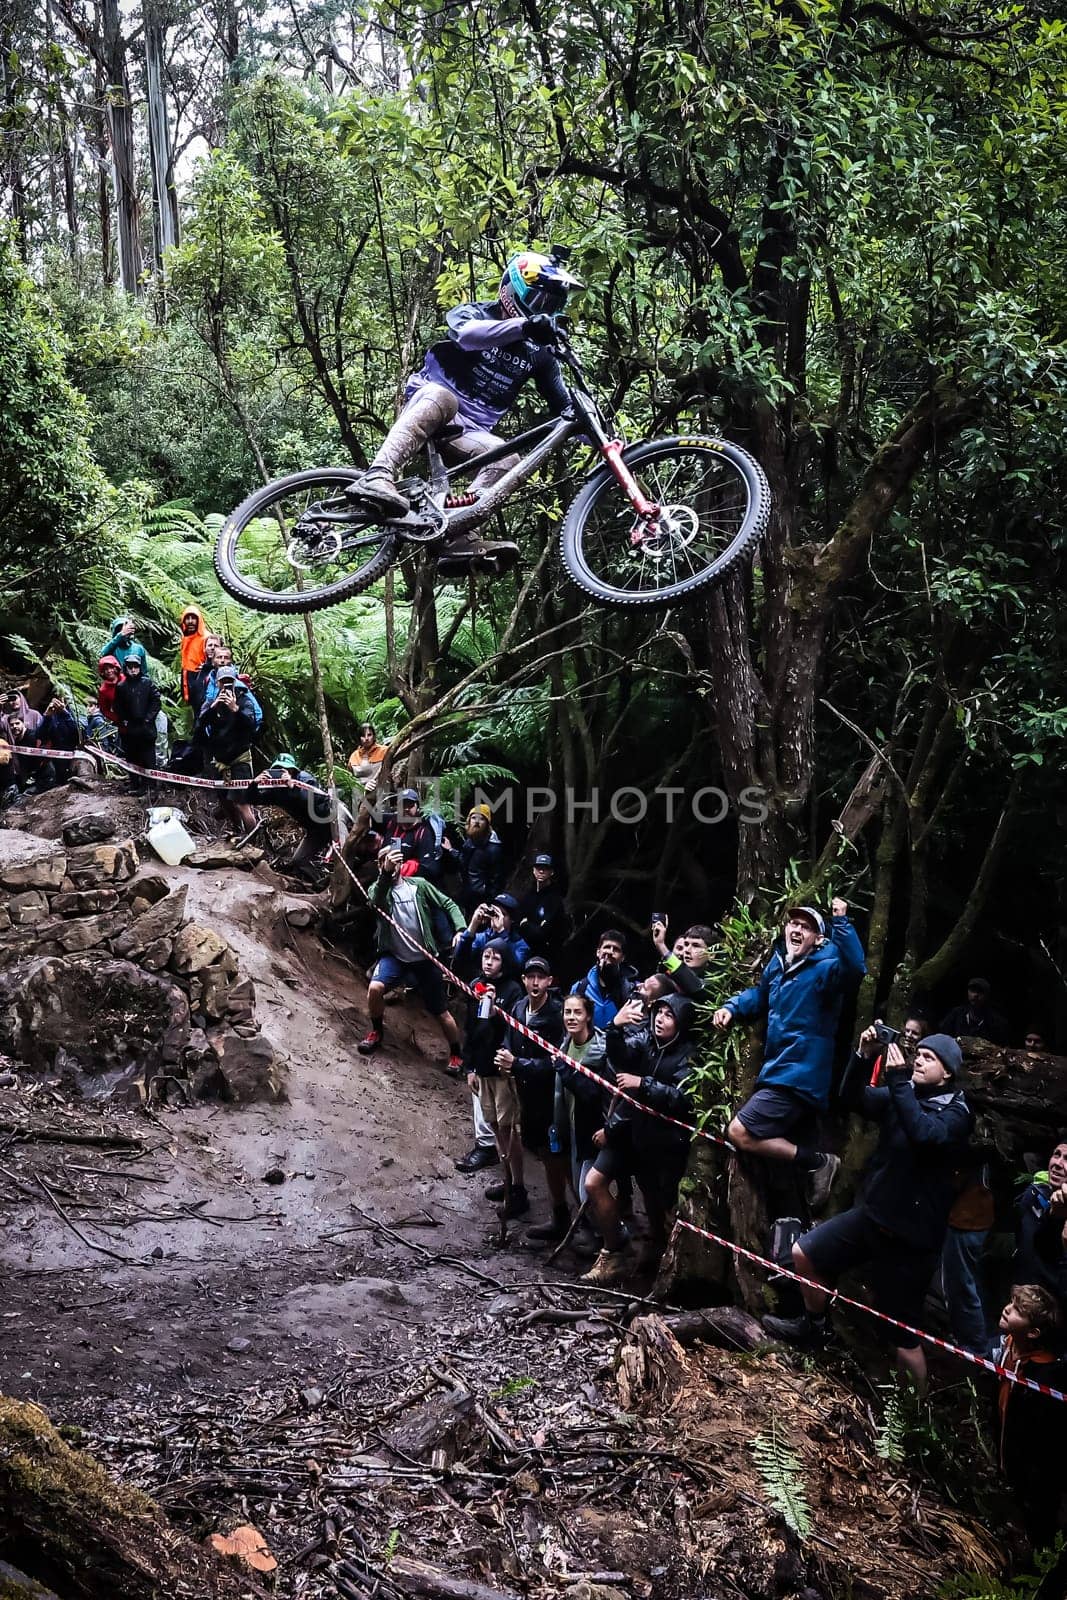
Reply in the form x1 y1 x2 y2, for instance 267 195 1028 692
752 1419 812 1540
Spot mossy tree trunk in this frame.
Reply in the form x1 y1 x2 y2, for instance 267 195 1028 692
0 1396 267 1600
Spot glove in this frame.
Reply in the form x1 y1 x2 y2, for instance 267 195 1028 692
525 313 557 345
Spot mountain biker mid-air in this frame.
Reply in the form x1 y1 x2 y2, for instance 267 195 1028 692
347 248 583 562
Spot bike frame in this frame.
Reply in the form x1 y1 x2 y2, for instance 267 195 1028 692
423 332 660 539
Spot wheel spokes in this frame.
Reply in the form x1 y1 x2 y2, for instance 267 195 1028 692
579 448 751 596
228 477 394 599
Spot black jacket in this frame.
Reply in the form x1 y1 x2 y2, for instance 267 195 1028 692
38 708 79 750
938 1003 1009 1046
604 993 695 1162
197 692 258 765
843 1059 974 1250
1014 1182 1067 1301
507 994 565 1150
113 675 161 738
457 832 506 906
517 884 570 958
381 813 446 884
463 977 523 1079
555 1029 614 1163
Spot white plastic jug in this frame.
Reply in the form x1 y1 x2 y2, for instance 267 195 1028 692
146 806 196 865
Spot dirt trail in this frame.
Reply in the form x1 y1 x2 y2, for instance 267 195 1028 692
0 827 547 1404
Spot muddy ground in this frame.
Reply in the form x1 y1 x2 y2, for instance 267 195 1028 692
0 786 1020 1598
1 794 558 1403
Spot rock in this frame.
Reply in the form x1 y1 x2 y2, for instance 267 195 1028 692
207 1027 286 1104
56 913 113 953
225 977 256 1012
65 838 139 886
171 922 231 973
198 962 239 1020
141 938 173 972
127 874 171 905
263 1167 286 1185
111 885 188 959
0 956 190 1086
49 888 121 917
7 890 51 925
0 908 10 933
283 900 319 927
186 847 264 870
126 897 152 919
0 833 67 891
151 1246 164 1259
226 1337 252 1354
62 814 114 846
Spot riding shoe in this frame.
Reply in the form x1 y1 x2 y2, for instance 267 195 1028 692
437 535 521 576
346 469 410 518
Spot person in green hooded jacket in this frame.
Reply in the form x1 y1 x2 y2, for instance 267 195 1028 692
104 616 148 674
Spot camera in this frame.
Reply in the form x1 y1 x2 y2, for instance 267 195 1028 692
873 1023 901 1048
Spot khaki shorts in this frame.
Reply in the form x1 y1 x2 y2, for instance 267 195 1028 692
474 1075 520 1138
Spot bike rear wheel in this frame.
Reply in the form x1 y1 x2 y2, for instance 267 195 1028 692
561 436 769 607
214 468 401 614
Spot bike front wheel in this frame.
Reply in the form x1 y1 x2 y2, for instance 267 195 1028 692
561 436 769 607
214 468 401 614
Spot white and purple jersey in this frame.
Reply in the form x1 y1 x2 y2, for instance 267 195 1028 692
406 301 571 431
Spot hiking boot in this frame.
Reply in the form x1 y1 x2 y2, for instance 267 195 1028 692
581 1243 634 1286
455 1144 499 1174
762 1310 829 1346
357 1027 383 1056
807 1152 841 1212
443 1052 464 1078
525 1206 571 1246
500 1184 529 1220
484 1180 507 1202
346 469 409 518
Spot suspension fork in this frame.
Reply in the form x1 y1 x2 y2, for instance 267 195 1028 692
600 439 660 536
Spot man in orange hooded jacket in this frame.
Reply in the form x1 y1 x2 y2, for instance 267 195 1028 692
179 607 207 703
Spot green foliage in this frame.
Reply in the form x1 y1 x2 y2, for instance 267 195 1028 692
937 1537 1065 1598
874 1384 907 1464
489 1376 538 1400
752 1419 812 1540
0 230 109 626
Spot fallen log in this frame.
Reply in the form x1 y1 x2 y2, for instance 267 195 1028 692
388 1555 522 1600
0 1396 269 1600
661 1306 767 1350
960 1038 1067 1154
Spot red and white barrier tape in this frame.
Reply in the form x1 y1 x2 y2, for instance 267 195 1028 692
675 1216 1067 1402
5 742 313 793
332 848 733 1150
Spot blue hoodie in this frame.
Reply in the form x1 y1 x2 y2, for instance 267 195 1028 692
724 915 866 1108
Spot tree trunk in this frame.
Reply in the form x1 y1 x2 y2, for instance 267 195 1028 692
101 0 142 293
144 7 179 271
0 1394 269 1599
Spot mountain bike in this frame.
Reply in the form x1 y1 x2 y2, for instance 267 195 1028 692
214 327 770 614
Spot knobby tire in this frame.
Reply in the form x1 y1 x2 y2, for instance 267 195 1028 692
214 467 400 614
561 435 770 607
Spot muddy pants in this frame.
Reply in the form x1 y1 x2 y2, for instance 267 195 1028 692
371 382 519 495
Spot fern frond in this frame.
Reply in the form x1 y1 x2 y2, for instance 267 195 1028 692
875 1385 907 1464
752 1420 812 1540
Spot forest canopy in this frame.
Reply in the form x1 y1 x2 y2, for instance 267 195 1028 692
2 0 1066 1034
